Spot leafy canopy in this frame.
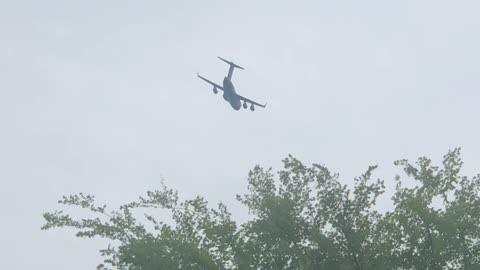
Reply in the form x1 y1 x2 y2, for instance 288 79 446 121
42 148 480 270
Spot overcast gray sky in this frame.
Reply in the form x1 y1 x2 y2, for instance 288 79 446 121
2 0 480 269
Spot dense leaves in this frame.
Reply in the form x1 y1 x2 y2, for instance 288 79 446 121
42 149 480 269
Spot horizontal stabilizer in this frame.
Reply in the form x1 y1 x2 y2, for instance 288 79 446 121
218 56 244 70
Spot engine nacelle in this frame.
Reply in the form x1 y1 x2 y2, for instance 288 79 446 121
250 104 255 111
243 102 248 109
213 87 218 94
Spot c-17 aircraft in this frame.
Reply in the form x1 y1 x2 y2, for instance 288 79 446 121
197 57 267 111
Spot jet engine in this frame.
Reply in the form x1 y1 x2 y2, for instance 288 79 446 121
243 102 248 109
213 86 218 94
250 104 255 111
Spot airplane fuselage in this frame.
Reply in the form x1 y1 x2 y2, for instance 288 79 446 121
222 77 242 110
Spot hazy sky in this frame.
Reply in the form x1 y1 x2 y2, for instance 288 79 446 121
2 1 480 269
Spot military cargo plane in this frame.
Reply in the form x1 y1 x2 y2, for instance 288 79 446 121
197 57 267 111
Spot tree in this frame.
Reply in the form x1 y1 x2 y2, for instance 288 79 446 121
383 148 480 270
42 149 480 269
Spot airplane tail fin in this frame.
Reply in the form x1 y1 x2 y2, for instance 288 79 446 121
218 56 245 70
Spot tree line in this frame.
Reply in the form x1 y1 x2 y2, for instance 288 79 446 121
42 148 480 269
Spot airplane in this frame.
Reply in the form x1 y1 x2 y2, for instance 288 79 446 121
197 57 267 111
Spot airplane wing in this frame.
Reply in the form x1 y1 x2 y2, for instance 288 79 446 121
197 73 223 91
237 94 267 108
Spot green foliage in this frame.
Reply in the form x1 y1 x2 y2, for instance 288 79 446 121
42 149 480 270
386 148 480 270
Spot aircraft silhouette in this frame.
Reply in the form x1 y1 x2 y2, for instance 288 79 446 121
197 57 267 111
